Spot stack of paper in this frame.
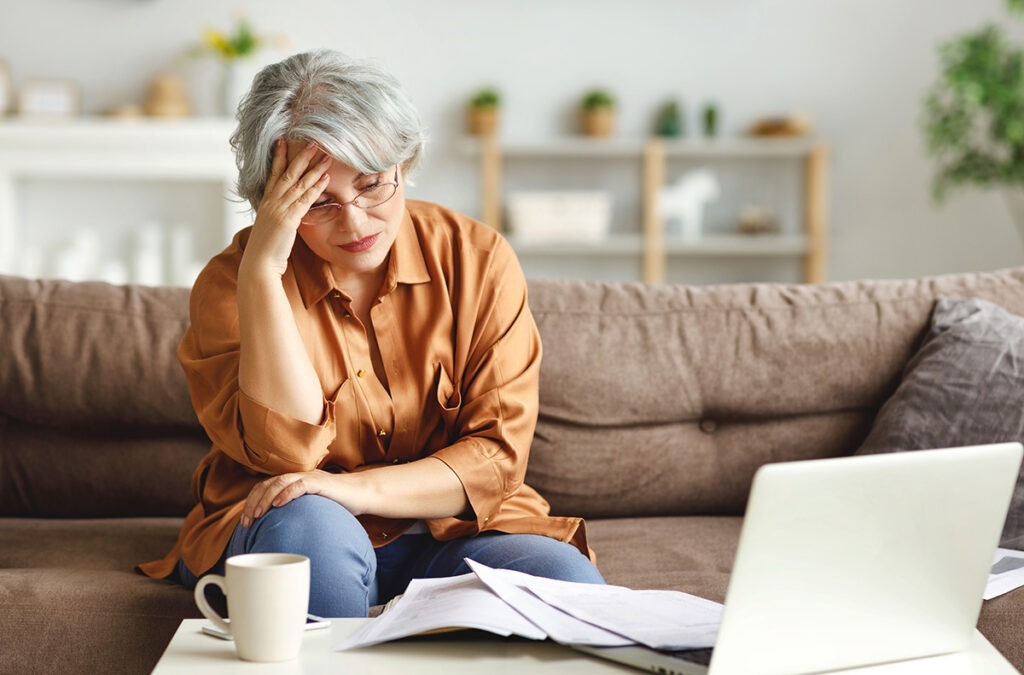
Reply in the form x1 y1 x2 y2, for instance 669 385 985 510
986 548 1024 600
335 559 723 651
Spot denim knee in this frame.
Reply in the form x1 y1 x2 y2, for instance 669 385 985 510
227 494 378 616
415 532 606 585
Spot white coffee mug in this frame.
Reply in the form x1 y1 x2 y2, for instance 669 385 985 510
193 552 310 662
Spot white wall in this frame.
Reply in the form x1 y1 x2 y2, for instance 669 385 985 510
1 0 1021 282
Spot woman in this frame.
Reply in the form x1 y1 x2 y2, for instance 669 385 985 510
140 49 604 617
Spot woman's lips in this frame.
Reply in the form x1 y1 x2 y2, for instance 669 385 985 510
339 233 380 253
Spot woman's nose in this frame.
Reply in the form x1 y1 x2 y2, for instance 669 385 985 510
334 202 368 229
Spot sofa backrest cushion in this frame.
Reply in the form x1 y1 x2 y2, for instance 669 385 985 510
0 275 202 516
525 267 1024 519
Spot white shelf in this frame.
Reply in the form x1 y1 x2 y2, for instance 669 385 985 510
506 234 644 255
0 117 244 282
663 233 809 256
0 118 237 179
465 135 827 283
459 135 818 159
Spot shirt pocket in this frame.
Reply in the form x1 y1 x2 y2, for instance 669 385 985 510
323 377 364 469
435 363 462 441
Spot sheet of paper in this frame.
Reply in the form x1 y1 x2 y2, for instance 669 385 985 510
469 560 721 651
984 547 1024 600
464 559 634 647
334 572 547 650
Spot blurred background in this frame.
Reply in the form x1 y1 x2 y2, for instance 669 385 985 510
0 0 1022 286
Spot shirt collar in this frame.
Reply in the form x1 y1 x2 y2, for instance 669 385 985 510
291 208 430 309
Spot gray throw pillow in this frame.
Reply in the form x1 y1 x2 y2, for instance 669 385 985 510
855 296 1024 549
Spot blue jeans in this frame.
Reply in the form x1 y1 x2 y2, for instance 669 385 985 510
177 494 605 617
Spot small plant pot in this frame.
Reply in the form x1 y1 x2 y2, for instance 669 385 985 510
467 106 499 137
581 107 615 137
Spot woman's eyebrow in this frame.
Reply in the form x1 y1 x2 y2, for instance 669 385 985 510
353 170 382 185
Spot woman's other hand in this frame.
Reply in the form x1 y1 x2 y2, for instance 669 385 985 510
242 139 331 278
240 470 345 528
239 458 470 527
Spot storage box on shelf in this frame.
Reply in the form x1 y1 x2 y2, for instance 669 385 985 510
0 118 245 285
460 136 827 284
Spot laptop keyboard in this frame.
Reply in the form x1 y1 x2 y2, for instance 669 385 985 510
669 648 714 666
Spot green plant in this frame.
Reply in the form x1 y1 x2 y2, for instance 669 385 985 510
655 99 683 137
581 89 615 110
203 17 262 60
922 0 1024 201
469 88 501 109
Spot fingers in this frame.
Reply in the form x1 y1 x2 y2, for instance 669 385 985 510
240 472 322 528
241 474 298 528
261 141 331 214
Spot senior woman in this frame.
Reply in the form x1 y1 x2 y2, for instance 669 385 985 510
139 49 604 617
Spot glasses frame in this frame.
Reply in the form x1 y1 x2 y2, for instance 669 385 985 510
300 166 400 226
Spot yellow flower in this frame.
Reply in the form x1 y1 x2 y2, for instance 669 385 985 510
201 19 260 60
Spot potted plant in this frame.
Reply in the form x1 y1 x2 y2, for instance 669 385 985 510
655 99 683 138
467 88 500 137
580 89 616 137
921 0 1024 238
201 15 269 116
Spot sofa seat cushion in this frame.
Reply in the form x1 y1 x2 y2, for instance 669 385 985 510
587 515 742 602
0 517 184 569
0 567 198 675
0 518 198 674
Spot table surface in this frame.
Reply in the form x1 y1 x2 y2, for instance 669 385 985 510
152 618 634 674
152 619 1018 674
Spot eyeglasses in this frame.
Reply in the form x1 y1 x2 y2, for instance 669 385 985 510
300 166 400 226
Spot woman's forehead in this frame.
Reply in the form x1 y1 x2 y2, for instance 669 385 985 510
283 139 367 180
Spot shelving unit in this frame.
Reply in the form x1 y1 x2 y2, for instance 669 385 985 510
461 136 828 284
0 117 244 284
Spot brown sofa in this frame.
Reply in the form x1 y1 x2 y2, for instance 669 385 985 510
2 267 1024 674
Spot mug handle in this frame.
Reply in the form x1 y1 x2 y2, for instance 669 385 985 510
194 574 231 635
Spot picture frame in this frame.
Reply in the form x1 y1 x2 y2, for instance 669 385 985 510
18 79 80 118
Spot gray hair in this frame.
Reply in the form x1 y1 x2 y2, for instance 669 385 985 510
231 49 426 212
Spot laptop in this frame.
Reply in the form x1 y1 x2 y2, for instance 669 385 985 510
574 442 1023 675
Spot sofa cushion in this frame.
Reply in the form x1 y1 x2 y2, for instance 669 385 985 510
855 297 1024 548
586 515 740 602
525 268 1024 519
0 275 195 429
0 422 207 517
0 518 198 675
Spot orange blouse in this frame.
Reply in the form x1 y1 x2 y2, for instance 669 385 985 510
140 200 590 580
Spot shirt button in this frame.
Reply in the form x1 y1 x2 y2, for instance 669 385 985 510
357 369 366 378
381 532 389 539
331 291 341 299
378 429 387 437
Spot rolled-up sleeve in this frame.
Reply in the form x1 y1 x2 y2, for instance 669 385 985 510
431 240 542 532
179 258 335 475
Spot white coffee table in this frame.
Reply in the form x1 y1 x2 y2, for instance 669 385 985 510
153 619 1018 674
151 618 634 673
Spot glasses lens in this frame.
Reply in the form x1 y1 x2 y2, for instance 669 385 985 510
302 205 334 226
355 183 397 209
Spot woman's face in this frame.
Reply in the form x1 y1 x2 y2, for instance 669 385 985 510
285 140 405 288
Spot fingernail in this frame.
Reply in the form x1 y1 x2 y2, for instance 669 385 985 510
253 507 263 520
241 515 250 528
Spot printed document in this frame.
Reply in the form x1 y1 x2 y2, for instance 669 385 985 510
335 560 723 651
985 548 1024 600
